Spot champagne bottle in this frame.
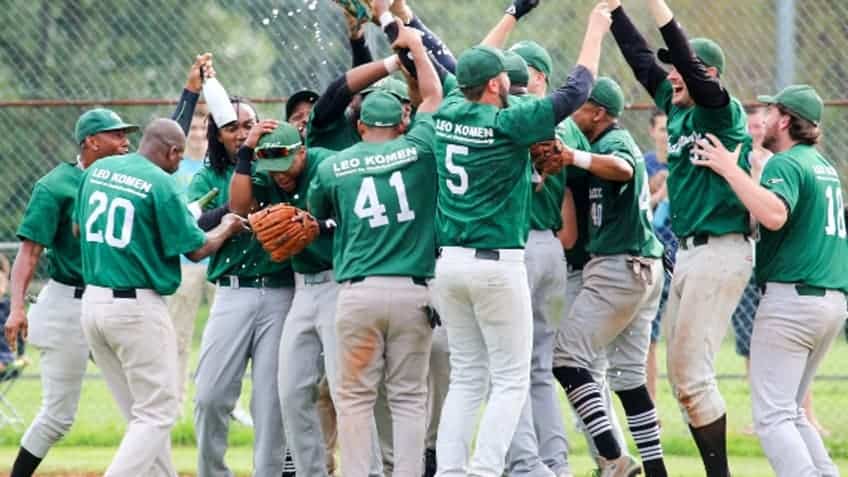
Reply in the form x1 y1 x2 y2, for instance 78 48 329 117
187 187 219 219
203 77 237 127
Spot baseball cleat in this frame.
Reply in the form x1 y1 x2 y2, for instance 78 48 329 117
599 455 642 477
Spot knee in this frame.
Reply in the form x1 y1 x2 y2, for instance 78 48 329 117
40 410 76 439
450 362 488 390
607 367 646 392
194 386 234 414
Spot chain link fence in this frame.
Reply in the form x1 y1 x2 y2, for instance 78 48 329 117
1 0 847 460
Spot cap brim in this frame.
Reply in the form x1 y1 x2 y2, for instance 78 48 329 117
102 123 140 134
657 48 672 64
756 95 778 104
255 156 296 173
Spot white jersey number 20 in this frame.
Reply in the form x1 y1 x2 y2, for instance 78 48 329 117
354 171 416 228
85 191 135 248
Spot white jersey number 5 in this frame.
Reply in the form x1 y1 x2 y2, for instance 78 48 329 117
445 144 469 195
85 191 135 248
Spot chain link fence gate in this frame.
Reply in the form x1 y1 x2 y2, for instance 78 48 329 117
0 0 847 459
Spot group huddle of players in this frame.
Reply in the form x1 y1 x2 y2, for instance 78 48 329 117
5 1 846 477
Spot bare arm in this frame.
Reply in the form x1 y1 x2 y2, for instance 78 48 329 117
584 153 634 182
229 120 279 216
185 214 247 262
4 241 43 350
575 1 612 79
481 14 517 49
558 188 578 249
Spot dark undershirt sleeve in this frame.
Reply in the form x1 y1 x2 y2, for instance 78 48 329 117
659 19 729 108
610 6 667 98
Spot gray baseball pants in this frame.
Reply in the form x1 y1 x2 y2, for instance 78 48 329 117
335 276 433 477
751 283 845 477
81 286 179 477
194 284 293 477
278 270 384 477
663 233 752 427
507 230 570 477
562 269 628 465
21 281 88 458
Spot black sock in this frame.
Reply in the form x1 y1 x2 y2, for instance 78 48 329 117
616 386 667 477
10 447 42 477
690 415 730 477
553 366 621 460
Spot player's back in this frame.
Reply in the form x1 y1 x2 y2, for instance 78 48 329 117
77 153 201 295
432 90 556 249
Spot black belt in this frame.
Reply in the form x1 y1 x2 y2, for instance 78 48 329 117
217 276 288 289
474 249 500 261
113 289 137 299
760 283 827 297
349 276 428 286
679 234 710 250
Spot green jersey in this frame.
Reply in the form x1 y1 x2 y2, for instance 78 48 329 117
187 163 294 284
16 162 85 286
76 154 206 295
586 126 662 258
433 89 557 249
309 114 437 282
564 166 591 269
654 80 752 238
756 144 848 292
529 117 592 232
253 148 336 275
305 108 360 151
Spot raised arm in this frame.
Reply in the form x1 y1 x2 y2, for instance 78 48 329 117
653 3 729 108
609 3 667 98
548 2 610 123
372 0 458 73
310 56 398 130
229 119 279 216
481 0 540 48
172 53 212 136
392 22 442 113
186 214 249 262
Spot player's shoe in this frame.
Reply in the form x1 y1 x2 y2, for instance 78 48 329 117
230 406 254 427
598 455 642 477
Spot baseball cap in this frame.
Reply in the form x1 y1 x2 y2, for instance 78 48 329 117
74 108 138 144
589 77 625 117
360 91 403 128
363 77 410 103
510 40 553 82
285 89 319 121
456 45 506 89
254 122 303 173
504 50 529 87
757 84 824 125
658 37 725 75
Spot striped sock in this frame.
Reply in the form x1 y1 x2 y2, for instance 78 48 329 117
617 386 667 477
553 366 621 460
283 447 296 475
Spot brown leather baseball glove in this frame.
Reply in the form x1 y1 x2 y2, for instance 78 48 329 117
248 204 319 262
529 138 570 176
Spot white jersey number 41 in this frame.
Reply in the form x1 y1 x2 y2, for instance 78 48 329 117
354 171 416 228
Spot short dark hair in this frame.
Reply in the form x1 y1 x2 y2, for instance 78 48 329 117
649 109 666 127
777 105 821 146
206 97 257 174
461 84 487 102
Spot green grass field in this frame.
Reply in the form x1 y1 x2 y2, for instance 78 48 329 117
1 306 847 475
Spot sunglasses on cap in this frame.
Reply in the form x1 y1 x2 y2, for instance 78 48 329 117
256 145 299 159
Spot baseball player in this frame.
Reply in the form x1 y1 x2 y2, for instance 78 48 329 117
307 24 442 477
428 3 607 474
608 1 753 474
189 92 297 476
553 77 667 477
694 84 846 477
4 108 137 477
76 118 245 476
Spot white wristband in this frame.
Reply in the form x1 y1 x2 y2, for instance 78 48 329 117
379 12 394 30
383 55 400 73
573 150 593 170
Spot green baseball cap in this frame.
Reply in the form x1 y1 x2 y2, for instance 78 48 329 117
360 91 403 128
456 45 506 89
504 50 529 87
363 77 410 103
510 40 553 82
254 122 303 173
74 108 138 144
757 84 824 125
658 37 725 75
589 77 625 117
